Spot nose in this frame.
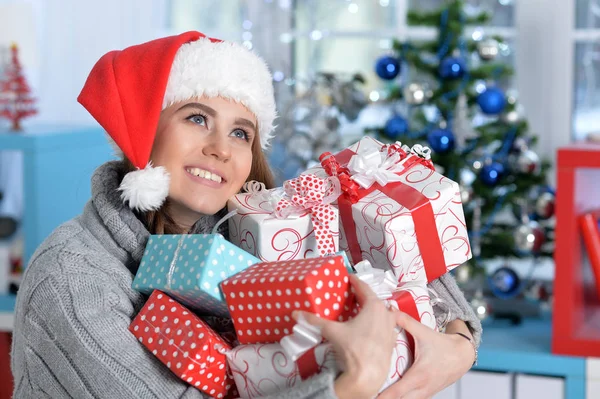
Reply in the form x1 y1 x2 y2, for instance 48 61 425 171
202 132 231 162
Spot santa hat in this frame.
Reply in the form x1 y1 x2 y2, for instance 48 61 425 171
77 31 276 212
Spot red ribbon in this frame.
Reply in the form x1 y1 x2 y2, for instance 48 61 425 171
296 348 320 380
390 290 421 351
319 146 446 282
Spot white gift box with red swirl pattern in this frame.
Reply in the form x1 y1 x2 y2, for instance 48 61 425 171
226 342 338 399
380 281 437 392
227 175 340 262
315 136 472 283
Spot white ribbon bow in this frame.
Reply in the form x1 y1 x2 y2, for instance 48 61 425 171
280 313 323 361
347 140 404 189
354 260 398 300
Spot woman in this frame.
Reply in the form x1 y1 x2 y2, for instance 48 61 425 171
11 31 481 399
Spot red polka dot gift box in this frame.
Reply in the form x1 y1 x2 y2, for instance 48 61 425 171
220 255 357 344
227 174 341 262
129 290 234 399
314 136 472 283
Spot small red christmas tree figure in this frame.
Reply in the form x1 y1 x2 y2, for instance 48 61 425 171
0 43 37 131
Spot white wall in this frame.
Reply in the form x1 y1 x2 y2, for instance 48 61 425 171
0 0 169 126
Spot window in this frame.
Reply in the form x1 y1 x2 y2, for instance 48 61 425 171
573 0 600 141
167 0 600 156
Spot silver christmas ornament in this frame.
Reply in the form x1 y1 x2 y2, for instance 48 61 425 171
477 39 499 61
535 191 555 219
500 109 521 124
460 185 474 204
512 137 529 152
516 149 541 174
403 83 433 106
514 220 545 254
287 134 314 161
470 294 490 321
506 90 519 105
455 266 471 284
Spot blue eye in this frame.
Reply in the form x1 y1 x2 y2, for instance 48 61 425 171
231 129 249 141
187 114 206 125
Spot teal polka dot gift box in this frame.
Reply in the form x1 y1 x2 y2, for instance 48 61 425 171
133 234 260 317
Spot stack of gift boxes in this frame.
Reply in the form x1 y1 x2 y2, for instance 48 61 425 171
129 137 472 398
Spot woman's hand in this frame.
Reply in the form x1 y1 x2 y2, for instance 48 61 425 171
378 314 476 399
292 274 399 399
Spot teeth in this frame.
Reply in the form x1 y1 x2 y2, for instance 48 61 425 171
187 168 222 183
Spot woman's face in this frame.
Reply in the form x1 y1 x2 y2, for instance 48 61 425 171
151 96 257 229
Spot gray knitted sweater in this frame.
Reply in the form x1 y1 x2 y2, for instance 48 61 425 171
11 161 481 399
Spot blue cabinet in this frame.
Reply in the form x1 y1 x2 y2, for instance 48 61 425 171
0 125 113 313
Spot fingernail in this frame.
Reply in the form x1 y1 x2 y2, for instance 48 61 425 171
291 310 300 320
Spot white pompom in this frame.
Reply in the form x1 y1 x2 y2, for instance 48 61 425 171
118 163 170 212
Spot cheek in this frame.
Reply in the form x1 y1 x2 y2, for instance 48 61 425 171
234 152 253 182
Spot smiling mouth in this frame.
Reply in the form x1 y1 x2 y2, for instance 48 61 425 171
185 167 224 183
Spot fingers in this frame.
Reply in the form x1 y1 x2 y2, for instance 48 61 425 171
292 310 337 330
348 274 379 306
394 311 432 338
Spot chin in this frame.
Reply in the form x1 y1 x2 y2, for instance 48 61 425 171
187 200 227 216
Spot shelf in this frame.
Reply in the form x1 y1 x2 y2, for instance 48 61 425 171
0 294 16 313
475 318 585 378
0 294 15 332
0 125 109 151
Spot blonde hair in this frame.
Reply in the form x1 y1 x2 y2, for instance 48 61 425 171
123 134 275 235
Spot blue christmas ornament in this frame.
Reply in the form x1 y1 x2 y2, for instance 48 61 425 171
439 56 467 79
375 55 401 80
384 115 409 139
480 161 505 186
489 266 521 299
427 128 455 154
477 86 507 115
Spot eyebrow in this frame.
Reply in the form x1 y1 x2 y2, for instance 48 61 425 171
234 117 257 134
177 102 257 133
177 102 217 117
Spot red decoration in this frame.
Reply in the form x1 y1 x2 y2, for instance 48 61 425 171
579 211 600 300
0 44 37 131
220 255 357 344
553 143 600 357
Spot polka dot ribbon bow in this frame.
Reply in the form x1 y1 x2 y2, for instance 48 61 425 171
274 174 341 256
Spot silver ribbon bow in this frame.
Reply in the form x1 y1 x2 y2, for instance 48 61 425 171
280 313 323 361
354 260 398 300
347 140 404 189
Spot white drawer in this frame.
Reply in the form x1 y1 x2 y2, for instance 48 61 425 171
460 371 512 399
433 383 458 399
515 374 564 399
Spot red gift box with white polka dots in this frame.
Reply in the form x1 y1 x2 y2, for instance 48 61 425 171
129 290 234 399
220 255 357 344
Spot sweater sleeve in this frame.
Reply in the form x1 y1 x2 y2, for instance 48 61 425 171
428 273 482 348
12 269 211 399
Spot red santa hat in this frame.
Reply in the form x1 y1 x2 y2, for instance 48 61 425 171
77 31 276 212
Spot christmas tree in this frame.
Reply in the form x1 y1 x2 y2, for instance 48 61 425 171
371 0 554 300
0 43 37 131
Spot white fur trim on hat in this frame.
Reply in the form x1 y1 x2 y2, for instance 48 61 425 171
118 163 170 212
163 38 277 149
